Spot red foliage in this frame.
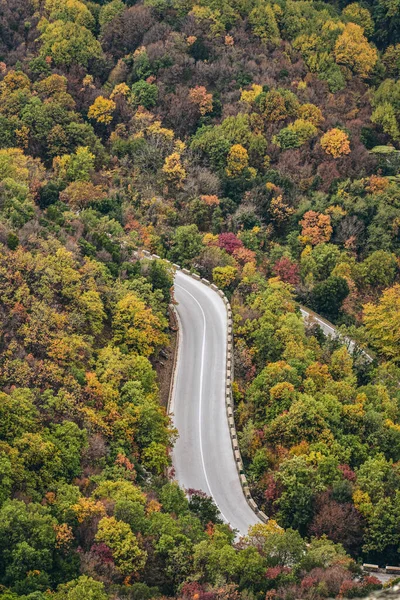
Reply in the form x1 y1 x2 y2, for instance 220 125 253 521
264 473 280 502
90 543 114 564
300 575 317 589
180 582 215 600
309 493 364 554
218 233 243 255
266 566 291 580
273 257 300 285
338 464 357 482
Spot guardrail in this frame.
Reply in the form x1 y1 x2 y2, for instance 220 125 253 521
137 250 268 524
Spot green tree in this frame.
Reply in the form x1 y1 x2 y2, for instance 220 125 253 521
38 20 102 68
169 224 203 267
311 276 349 320
131 80 159 109
53 575 108 600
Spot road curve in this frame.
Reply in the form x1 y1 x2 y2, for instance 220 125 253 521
170 270 260 536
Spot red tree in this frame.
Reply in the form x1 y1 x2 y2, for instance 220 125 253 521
273 257 300 285
218 232 243 255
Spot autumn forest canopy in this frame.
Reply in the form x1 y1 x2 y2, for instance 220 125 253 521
0 0 400 598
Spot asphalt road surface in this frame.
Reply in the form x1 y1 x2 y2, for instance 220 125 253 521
171 270 260 537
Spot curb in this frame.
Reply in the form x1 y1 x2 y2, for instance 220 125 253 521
136 249 268 525
167 303 180 417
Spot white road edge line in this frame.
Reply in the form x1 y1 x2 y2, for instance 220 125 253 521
175 283 230 525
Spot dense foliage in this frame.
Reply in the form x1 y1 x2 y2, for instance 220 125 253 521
0 0 400 597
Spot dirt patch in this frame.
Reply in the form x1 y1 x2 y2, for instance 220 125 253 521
155 305 178 409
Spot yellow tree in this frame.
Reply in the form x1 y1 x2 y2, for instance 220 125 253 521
88 96 116 125
298 103 324 127
60 181 106 210
334 23 378 78
363 284 400 360
300 211 333 245
226 144 249 177
342 3 374 37
320 128 351 158
240 84 263 104
95 516 147 575
112 292 168 356
162 152 186 188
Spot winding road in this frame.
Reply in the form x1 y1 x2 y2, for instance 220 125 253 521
171 270 260 536
170 271 352 537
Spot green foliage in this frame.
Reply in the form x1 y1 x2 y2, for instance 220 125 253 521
38 20 102 68
131 80 159 109
310 276 350 320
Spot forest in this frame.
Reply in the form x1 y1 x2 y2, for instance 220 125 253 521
0 0 400 597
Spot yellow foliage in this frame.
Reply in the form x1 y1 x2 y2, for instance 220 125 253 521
113 292 168 357
247 521 283 546
342 3 374 37
334 23 378 78
298 103 324 127
203 233 218 245
162 152 187 188
363 284 400 360
54 523 74 548
226 144 249 177
269 195 295 224
320 128 351 158
147 121 175 140
240 84 263 104
88 96 116 124
72 497 106 523
352 489 373 517
300 211 333 245
110 83 130 99
212 265 238 289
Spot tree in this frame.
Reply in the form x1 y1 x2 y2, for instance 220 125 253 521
53 576 108 600
112 292 168 357
361 250 397 287
300 211 333 245
60 181 106 210
218 232 243 255
88 97 116 125
258 88 300 123
309 494 364 555
342 3 374 37
95 516 147 575
162 152 187 188
363 284 400 361
131 80 158 109
299 103 324 127
320 129 351 158
311 276 349 320
169 224 203 267
334 23 378 78
249 4 280 44
226 144 249 177
273 257 300 285
0 500 60 593
53 146 95 182
212 265 238 290
38 20 102 68
44 0 95 28
188 86 213 116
